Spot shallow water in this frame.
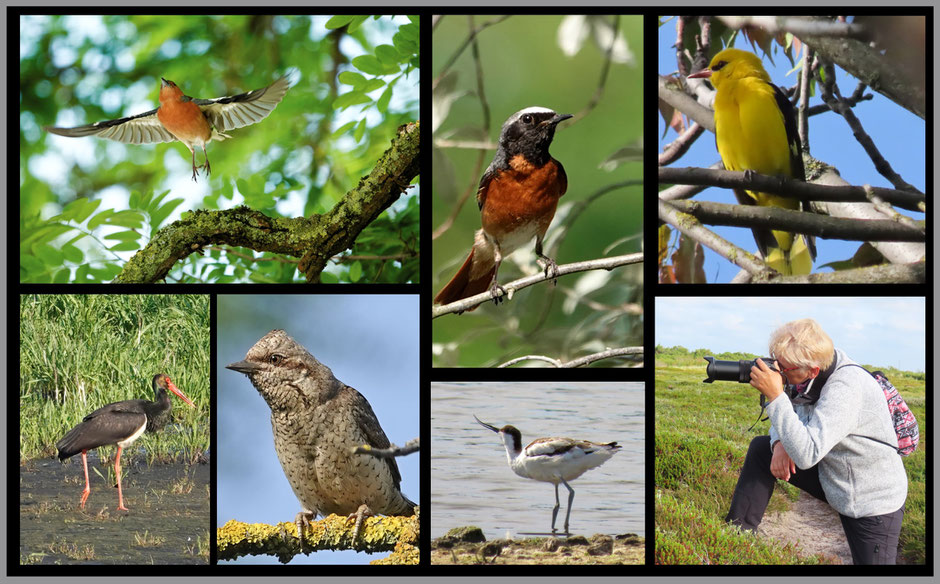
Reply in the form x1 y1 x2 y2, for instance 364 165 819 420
431 381 645 540
20 454 209 565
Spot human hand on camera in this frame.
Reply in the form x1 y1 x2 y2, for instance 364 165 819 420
771 441 797 481
750 358 785 402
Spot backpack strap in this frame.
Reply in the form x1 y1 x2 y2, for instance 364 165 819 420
835 363 903 455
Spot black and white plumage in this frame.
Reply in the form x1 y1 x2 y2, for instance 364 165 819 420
55 373 195 511
475 415 620 535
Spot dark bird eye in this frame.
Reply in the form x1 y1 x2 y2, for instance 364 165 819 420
712 60 728 71
521 114 533 124
269 354 283 365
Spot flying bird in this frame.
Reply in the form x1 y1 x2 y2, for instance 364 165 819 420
55 373 195 511
475 415 620 535
688 48 816 275
45 72 293 182
434 106 572 310
226 329 416 543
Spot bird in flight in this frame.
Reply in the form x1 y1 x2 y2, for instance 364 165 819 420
45 72 294 182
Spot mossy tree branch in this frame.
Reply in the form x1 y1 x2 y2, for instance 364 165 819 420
114 121 420 283
217 511 419 564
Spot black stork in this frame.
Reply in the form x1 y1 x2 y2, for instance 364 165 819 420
55 373 195 511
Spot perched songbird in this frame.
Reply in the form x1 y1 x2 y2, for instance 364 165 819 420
474 415 620 535
44 72 293 182
55 374 195 511
434 107 572 310
226 329 416 543
688 48 816 275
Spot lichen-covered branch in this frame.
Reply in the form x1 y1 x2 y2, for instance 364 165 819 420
217 510 419 564
114 121 420 284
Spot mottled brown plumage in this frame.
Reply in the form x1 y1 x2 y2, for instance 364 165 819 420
226 329 415 541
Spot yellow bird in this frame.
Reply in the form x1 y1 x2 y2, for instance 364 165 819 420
689 47 816 275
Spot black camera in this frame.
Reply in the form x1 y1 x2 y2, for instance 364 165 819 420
703 356 778 384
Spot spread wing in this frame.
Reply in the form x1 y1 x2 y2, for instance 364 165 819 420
44 108 177 145
192 73 292 133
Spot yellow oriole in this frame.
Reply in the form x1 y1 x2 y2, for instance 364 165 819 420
689 47 816 275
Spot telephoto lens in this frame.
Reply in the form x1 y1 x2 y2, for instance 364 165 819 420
703 356 777 384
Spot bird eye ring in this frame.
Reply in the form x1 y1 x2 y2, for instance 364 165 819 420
521 114 533 124
269 354 283 364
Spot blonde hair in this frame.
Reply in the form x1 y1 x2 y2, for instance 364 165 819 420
769 318 834 370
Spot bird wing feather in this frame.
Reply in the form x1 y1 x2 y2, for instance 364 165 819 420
347 387 403 487
194 74 291 133
45 108 178 145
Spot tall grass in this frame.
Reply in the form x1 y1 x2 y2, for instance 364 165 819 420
655 346 926 565
19 294 210 464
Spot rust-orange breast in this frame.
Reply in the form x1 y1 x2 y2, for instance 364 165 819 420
480 155 566 246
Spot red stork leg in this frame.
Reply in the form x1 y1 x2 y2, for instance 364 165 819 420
79 450 91 509
115 445 129 511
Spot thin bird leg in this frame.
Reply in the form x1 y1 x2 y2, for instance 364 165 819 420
79 450 91 509
348 503 375 543
115 445 128 511
201 145 212 177
487 243 506 304
294 509 315 549
561 478 575 535
551 482 561 533
190 148 199 182
535 236 559 284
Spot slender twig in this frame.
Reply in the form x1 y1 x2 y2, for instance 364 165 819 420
667 199 924 242
570 15 620 125
659 198 771 277
432 253 643 317
659 122 705 166
798 47 813 152
816 62 922 194
498 346 644 368
433 15 511 88
351 438 419 458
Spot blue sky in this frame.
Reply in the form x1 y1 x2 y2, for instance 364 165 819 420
658 18 926 282
655 296 926 372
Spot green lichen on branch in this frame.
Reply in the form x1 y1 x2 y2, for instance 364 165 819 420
113 120 420 284
217 510 419 564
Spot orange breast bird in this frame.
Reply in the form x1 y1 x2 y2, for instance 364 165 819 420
45 73 294 182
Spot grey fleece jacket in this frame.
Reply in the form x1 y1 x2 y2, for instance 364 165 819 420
766 348 907 519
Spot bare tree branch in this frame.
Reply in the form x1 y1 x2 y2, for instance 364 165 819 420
716 16 867 39
658 166 925 212
498 346 644 368
667 199 924 243
432 253 643 318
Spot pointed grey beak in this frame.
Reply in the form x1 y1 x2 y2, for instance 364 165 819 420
226 360 262 374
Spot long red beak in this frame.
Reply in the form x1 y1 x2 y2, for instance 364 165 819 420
166 377 195 407
687 69 713 79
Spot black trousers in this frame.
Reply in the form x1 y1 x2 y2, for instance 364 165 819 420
726 435 905 565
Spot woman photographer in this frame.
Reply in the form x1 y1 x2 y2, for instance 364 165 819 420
725 318 907 564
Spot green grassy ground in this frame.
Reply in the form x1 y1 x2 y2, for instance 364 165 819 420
655 346 926 565
19 294 210 464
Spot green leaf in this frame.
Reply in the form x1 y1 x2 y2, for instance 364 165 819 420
393 33 418 57
320 271 339 283
352 55 391 76
104 210 144 229
346 15 369 33
104 230 141 242
338 71 367 87
32 243 63 266
109 242 141 252
52 268 71 283
88 208 114 230
349 261 362 282
375 44 401 66
331 120 357 137
361 78 386 93
377 83 393 113
73 198 101 224
334 90 372 110
354 119 367 142
325 15 356 29
61 243 84 264
151 198 184 228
